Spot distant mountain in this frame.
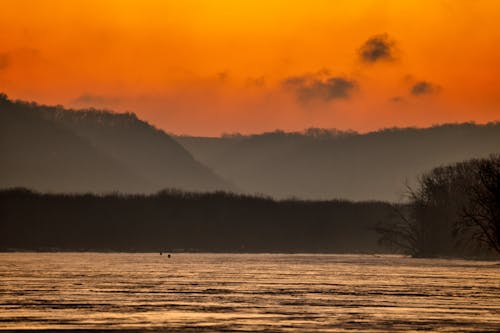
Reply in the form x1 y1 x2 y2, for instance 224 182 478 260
175 124 500 201
0 94 232 193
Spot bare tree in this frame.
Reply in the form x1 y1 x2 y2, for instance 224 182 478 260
458 155 500 254
377 156 500 257
375 203 421 256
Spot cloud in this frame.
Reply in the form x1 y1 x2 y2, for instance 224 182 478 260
0 48 42 71
73 94 120 105
410 81 438 96
0 53 9 70
282 74 356 103
217 71 229 82
390 96 404 103
246 76 265 87
359 33 396 63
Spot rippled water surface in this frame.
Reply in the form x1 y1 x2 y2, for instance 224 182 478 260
0 253 499 332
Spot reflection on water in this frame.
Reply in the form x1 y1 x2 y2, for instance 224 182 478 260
0 253 499 332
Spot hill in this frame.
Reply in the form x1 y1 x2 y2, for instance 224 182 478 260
0 94 232 193
175 124 500 201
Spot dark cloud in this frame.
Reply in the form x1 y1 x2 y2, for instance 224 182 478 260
283 74 356 103
0 48 41 71
410 81 438 96
217 71 229 82
390 96 404 103
359 33 396 63
0 53 9 70
73 94 119 105
246 76 265 87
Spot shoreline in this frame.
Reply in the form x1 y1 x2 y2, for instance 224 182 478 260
1 251 498 261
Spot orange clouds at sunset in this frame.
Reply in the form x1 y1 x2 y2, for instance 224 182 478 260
1 0 499 135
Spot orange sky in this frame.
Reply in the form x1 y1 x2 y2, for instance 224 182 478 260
1 0 499 135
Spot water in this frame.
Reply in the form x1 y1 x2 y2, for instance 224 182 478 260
0 253 499 332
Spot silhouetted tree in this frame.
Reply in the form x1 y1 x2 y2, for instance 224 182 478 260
457 155 500 253
377 155 500 257
375 204 420 255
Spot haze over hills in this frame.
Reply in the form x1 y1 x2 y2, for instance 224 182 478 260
176 124 500 201
0 94 232 193
2 94 499 200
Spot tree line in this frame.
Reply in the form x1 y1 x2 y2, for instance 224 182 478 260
0 189 392 252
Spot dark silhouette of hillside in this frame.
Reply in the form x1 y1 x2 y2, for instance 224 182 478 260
0 94 232 193
0 189 393 252
176 124 500 201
